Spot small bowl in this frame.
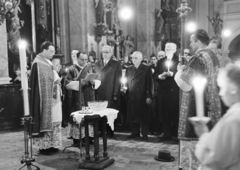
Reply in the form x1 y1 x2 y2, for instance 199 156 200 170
88 101 108 111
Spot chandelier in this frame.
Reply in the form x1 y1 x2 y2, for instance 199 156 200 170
0 0 20 25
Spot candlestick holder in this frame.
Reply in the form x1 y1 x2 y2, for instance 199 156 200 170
188 116 211 124
19 115 40 170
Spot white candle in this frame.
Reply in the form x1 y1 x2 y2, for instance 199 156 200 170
166 60 172 72
18 40 30 116
121 77 127 88
192 77 207 117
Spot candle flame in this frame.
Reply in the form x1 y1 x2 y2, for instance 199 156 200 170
166 60 172 67
192 76 207 91
18 40 27 49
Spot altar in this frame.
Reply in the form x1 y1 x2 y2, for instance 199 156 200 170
71 108 118 170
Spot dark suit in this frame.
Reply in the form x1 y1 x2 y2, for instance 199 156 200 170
94 58 122 135
94 59 122 110
125 64 152 136
155 55 179 138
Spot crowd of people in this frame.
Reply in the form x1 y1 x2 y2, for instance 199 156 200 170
27 28 240 169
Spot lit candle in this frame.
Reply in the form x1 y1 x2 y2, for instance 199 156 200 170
166 60 172 72
192 76 207 117
18 40 30 116
121 77 127 88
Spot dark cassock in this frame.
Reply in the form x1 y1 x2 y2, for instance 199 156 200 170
177 48 221 169
125 64 152 137
30 54 62 150
155 55 179 140
94 58 122 135
65 63 95 143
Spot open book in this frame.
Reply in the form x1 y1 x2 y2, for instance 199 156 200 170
84 73 98 82
66 81 79 91
66 79 101 91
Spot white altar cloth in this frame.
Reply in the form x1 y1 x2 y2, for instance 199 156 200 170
71 108 119 130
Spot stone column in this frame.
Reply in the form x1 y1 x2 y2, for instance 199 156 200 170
0 22 11 85
195 0 209 32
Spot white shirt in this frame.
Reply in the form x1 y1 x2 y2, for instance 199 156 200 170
195 102 240 170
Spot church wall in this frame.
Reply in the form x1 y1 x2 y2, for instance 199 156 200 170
57 0 227 62
121 0 161 59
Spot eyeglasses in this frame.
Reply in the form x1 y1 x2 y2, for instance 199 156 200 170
102 51 110 54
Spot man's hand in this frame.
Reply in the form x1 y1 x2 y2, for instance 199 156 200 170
121 87 127 93
158 72 167 80
191 120 209 137
177 63 185 71
90 80 95 85
146 98 152 104
166 71 174 77
113 96 118 101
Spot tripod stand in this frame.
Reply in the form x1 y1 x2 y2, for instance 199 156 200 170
19 115 40 170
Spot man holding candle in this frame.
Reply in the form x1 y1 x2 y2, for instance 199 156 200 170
30 41 62 155
155 43 179 142
94 45 122 137
123 51 152 141
174 29 221 168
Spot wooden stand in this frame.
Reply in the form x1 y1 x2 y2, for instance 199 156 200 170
78 115 115 170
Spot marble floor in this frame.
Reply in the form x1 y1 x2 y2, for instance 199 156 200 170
0 128 179 170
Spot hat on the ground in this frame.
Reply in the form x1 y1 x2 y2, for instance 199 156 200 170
154 150 175 162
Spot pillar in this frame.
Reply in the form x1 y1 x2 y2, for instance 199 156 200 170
0 22 11 84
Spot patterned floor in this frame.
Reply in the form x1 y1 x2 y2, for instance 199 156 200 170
0 128 179 170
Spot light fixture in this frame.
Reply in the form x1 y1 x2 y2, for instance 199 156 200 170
186 22 197 33
118 7 133 21
222 29 231 37
0 0 20 25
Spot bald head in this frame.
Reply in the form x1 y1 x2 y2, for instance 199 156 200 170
132 51 143 67
71 50 79 64
157 51 166 60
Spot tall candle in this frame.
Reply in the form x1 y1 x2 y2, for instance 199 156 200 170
192 77 207 117
19 40 30 116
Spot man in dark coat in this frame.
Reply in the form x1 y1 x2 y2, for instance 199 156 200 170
123 51 152 141
94 45 122 137
155 43 179 142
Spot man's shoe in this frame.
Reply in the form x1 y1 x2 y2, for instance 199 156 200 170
158 136 172 142
126 133 140 139
39 149 54 155
140 136 148 141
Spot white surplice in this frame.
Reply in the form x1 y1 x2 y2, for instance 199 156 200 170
195 102 240 170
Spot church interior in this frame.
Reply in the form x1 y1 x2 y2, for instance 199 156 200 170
1 0 240 170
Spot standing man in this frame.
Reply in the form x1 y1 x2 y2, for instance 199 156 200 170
65 52 95 145
174 29 221 169
123 51 152 141
155 43 179 142
149 54 159 135
30 41 62 155
94 45 122 137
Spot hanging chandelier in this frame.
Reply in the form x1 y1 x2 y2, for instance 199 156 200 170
0 0 20 25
